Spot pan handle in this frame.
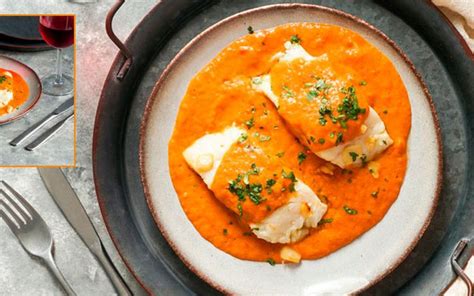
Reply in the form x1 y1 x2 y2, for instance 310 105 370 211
106 0 133 80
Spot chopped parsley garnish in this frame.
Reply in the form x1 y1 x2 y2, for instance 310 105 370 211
318 218 333 225
238 133 248 143
266 258 276 266
245 117 255 129
265 179 276 193
259 134 271 142
371 190 379 198
383 140 388 145
360 154 368 165
297 152 307 164
315 79 331 91
247 26 254 34
318 138 325 144
290 35 301 44
276 151 285 158
383 109 388 114
307 90 318 101
223 228 228 235
228 164 265 206
349 151 359 162
319 117 327 126
336 132 344 145
338 86 366 120
343 205 358 215
359 80 367 86
282 170 297 192
252 77 263 85
237 202 243 216
282 85 295 98
0 76 6 84
310 136 316 143
329 132 335 138
317 85 366 129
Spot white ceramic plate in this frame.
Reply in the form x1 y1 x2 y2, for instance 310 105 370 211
141 4 441 295
0 55 42 125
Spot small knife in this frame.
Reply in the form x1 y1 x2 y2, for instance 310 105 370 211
38 168 132 296
10 97 74 146
25 112 74 151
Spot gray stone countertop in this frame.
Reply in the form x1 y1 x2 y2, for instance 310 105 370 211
0 0 157 295
0 47 74 166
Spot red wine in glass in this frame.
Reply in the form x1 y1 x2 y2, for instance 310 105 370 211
39 16 74 48
39 16 74 96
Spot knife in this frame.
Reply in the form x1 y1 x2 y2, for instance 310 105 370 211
38 168 132 296
10 97 74 146
25 112 74 151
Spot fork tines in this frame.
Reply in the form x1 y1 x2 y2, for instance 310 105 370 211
0 181 35 230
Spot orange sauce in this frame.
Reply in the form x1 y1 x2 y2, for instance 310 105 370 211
168 23 411 262
0 69 29 116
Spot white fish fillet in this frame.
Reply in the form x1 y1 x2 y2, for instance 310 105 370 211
183 126 327 244
252 42 393 168
0 71 13 108
315 107 393 168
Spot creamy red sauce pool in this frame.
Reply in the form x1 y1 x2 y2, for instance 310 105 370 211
168 23 411 262
0 68 29 116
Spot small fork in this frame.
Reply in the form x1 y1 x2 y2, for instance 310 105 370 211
0 181 76 295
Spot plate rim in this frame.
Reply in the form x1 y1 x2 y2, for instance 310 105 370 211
138 3 443 294
0 54 42 125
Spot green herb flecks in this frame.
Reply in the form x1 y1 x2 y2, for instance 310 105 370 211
349 151 359 162
318 218 333 225
276 151 285 158
266 258 276 266
343 205 358 215
0 76 6 84
245 117 255 129
297 152 307 165
290 35 301 44
336 132 344 145
282 85 295 99
237 202 243 216
228 164 265 206
247 26 254 34
265 179 276 194
238 133 248 143
282 170 297 192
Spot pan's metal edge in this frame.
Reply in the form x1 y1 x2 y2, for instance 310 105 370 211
138 3 442 295
93 1 180 295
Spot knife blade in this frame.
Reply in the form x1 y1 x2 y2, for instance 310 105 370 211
10 97 74 146
38 168 132 296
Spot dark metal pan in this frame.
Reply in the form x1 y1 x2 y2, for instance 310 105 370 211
93 0 473 294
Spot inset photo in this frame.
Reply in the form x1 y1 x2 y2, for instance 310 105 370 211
0 15 75 167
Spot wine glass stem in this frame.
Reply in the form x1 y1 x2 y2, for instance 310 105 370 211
55 48 64 86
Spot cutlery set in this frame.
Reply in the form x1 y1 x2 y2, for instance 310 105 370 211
9 98 74 151
0 170 131 295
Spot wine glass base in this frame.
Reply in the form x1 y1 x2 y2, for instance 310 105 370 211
41 74 74 96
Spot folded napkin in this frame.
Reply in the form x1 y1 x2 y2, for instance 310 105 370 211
432 0 474 52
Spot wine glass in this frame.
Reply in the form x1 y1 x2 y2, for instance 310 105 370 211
39 16 74 96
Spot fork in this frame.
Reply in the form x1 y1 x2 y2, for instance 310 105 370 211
0 181 76 295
